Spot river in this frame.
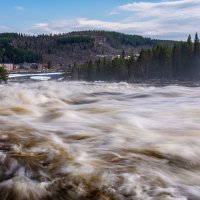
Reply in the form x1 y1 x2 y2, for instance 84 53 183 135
0 81 200 200
9 72 64 81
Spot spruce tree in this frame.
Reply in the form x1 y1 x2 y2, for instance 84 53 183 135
194 33 200 78
194 33 200 55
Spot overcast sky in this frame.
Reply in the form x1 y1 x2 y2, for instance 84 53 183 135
0 0 199 40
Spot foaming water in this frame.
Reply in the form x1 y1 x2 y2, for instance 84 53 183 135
0 81 200 200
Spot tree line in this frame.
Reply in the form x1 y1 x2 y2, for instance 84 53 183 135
71 33 200 81
0 33 42 64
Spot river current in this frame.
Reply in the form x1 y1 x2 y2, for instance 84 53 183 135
0 81 200 200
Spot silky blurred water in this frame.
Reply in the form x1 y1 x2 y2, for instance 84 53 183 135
0 81 200 200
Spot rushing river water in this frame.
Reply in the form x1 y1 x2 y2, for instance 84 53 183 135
0 81 200 200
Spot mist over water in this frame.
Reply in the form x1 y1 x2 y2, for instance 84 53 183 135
0 81 200 200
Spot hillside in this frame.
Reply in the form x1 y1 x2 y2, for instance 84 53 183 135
0 31 176 67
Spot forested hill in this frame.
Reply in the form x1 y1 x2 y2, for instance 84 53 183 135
71 34 200 81
0 31 175 66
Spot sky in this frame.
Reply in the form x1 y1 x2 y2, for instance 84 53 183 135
0 0 199 40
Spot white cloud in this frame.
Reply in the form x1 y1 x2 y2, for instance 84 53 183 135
28 18 135 35
0 25 12 32
114 0 200 39
29 20 79 34
15 6 24 11
27 0 200 40
118 0 197 11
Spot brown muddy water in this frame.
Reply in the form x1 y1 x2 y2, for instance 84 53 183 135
0 81 200 200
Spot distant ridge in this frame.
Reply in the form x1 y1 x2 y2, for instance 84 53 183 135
0 30 176 66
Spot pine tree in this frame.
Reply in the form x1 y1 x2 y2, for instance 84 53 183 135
71 62 80 80
121 49 125 58
194 33 200 78
172 43 182 78
194 33 200 55
186 34 193 57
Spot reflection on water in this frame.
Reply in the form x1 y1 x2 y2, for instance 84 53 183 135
0 81 200 200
